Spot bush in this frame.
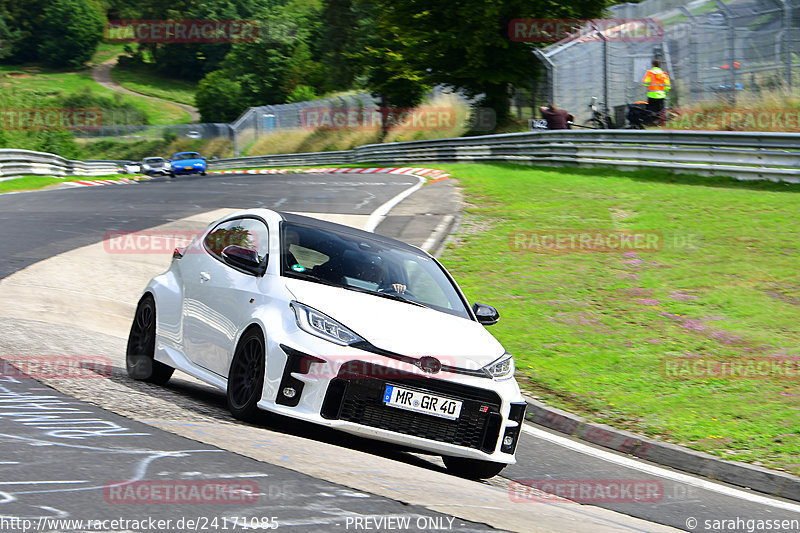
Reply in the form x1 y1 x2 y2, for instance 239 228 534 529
286 85 317 103
37 0 105 68
196 70 245 123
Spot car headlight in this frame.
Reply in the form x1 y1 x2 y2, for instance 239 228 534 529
290 301 364 346
143 164 150 169
484 352 514 380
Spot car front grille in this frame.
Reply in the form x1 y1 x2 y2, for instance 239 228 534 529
321 361 503 452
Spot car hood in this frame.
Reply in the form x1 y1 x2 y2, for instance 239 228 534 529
284 278 505 369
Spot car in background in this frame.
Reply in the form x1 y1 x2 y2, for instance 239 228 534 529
168 152 207 177
126 209 526 479
140 157 171 176
121 161 141 174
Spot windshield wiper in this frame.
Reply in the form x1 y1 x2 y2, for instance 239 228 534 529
344 285 427 308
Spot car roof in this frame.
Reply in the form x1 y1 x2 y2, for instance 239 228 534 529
277 211 421 253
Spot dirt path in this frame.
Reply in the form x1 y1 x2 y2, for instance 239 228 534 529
91 55 200 122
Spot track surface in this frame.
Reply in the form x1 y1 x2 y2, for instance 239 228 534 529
0 173 798 532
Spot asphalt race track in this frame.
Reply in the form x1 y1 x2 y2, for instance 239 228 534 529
1 173 798 532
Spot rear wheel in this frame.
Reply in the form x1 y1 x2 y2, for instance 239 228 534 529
126 294 174 385
442 456 506 480
227 328 266 421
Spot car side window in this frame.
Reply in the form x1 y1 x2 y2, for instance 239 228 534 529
204 217 269 268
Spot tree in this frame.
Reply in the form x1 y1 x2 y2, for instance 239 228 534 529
286 84 317 102
223 0 323 105
38 0 105 68
196 70 245 122
0 13 21 59
367 0 608 126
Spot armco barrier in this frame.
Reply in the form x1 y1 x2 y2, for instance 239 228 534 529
6 130 800 183
209 130 800 183
0 149 121 180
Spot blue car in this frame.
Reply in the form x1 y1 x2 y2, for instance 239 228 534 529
168 152 207 177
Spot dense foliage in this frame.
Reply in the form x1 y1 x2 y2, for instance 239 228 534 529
1 0 610 127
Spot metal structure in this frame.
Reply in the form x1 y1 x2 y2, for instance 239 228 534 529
10 129 800 183
537 0 800 124
208 129 800 183
0 149 121 179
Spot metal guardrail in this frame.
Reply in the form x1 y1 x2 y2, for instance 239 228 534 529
208 130 800 183
0 149 121 180
5 131 800 183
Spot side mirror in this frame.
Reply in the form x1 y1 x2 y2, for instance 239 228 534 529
221 245 263 274
472 303 499 326
202 156 207 160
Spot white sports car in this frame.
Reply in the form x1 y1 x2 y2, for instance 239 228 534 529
127 209 526 479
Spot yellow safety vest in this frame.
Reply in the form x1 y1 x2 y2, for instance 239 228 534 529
643 68 671 99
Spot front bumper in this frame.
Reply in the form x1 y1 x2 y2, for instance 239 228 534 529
257 338 526 463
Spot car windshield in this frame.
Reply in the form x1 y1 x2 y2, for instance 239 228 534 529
144 158 163 164
281 222 470 319
174 153 200 160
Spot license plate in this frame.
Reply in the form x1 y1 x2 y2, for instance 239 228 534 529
383 384 462 420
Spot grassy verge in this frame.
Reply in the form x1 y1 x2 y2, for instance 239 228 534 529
110 64 197 106
0 65 191 125
243 93 477 156
78 137 234 160
429 163 800 474
0 174 135 194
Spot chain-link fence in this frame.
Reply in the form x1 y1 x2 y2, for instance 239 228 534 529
77 123 232 141
230 94 379 156
537 0 800 126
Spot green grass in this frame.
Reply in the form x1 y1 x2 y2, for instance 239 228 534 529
110 64 197 106
429 163 800 474
89 42 128 67
0 65 191 124
0 174 134 193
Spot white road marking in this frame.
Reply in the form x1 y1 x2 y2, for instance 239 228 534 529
364 175 426 232
0 481 88 485
521 424 800 513
421 215 455 253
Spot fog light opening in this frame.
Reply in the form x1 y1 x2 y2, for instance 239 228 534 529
503 435 515 447
282 387 297 399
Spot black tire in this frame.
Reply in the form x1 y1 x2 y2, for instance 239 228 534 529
442 456 506 480
200 171 206 176
126 294 174 385
227 328 266 422
582 118 603 129
169 172 175 178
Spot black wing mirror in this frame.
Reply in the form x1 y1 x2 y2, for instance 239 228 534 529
221 245 263 274
472 303 500 326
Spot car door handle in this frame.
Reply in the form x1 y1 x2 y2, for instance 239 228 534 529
199 271 211 282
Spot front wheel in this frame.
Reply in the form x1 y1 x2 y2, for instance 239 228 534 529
126 294 174 385
169 172 175 178
227 329 266 422
442 455 506 480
